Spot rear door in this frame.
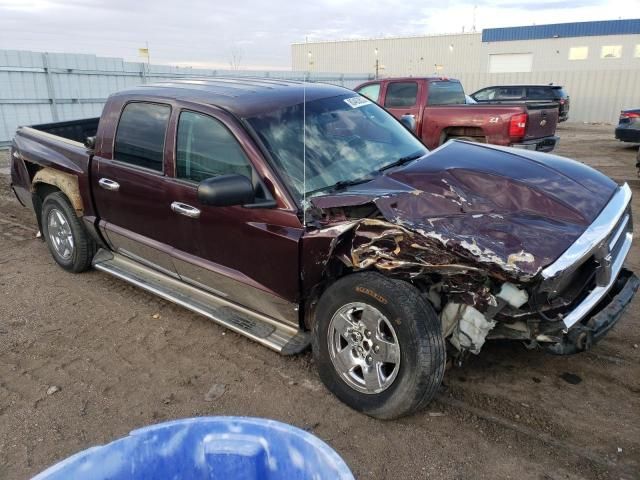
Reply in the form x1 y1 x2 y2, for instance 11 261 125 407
92 100 177 274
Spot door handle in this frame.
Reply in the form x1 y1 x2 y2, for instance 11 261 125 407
98 178 120 191
171 202 201 219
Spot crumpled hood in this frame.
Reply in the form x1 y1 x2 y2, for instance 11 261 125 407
310 140 618 279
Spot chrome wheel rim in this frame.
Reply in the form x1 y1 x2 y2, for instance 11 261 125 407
328 302 401 394
47 208 74 260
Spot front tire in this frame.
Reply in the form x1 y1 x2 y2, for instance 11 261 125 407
41 191 96 273
312 272 446 419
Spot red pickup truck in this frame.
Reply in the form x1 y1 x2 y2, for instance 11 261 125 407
10 79 637 419
355 77 560 152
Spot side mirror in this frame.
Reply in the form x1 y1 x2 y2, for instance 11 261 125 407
197 174 255 207
399 114 416 132
85 136 96 149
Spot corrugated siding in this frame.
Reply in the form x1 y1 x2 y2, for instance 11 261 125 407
0 49 371 146
455 69 640 124
482 19 640 42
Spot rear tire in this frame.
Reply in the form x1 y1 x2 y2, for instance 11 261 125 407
41 191 96 273
312 272 446 419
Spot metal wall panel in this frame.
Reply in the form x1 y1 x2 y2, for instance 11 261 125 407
0 49 371 147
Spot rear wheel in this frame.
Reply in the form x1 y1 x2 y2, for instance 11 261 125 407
312 272 446 419
41 191 96 273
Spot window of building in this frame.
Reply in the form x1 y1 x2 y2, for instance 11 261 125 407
114 102 170 172
568 46 588 60
176 111 253 183
384 82 418 108
634 45 640 58
601 45 622 59
357 83 381 102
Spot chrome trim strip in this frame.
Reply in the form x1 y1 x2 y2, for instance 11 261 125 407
608 214 629 252
542 184 632 280
561 232 633 329
92 250 307 354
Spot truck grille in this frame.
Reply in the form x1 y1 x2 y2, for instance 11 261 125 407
539 184 633 329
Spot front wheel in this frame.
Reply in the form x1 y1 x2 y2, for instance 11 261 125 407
312 272 446 419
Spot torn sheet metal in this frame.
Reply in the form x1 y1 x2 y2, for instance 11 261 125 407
32 167 84 213
306 140 616 282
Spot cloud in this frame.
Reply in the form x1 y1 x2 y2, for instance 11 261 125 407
0 0 636 69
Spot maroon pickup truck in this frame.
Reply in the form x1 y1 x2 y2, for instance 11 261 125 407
355 77 560 152
10 79 637 419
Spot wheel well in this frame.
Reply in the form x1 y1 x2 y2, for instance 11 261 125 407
441 126 487 144
32 183 62 235
31 167 84 214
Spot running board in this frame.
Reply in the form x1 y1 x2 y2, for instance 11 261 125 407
92 249 310 355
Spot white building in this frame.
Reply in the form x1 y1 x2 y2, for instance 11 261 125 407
292 19 640 123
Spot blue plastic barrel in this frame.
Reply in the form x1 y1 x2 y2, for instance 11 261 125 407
33 417 354 480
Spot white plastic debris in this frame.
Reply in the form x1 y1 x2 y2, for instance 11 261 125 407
46 385 60 396
448 305 496 354
497 283 529 308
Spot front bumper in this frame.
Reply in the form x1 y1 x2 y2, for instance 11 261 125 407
511 135 559 153
615 126 640 143
546 269 639 354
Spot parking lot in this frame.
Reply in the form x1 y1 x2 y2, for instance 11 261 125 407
0 123 639 479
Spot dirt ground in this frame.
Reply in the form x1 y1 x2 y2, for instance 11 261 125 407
1 123 639 480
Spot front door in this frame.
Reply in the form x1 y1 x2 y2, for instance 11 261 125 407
165 108 303 325
92 100 177 275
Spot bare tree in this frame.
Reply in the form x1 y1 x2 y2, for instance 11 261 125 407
228 44 243 70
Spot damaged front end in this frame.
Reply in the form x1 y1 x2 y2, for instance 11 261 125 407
302 144 638 362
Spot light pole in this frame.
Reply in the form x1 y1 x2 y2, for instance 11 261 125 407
374 48 379 79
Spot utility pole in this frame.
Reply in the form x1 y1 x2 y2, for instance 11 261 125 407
374 48 379 79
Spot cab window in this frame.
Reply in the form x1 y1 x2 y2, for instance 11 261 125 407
114 102 170 172
176 111 253 183
384 82 418 108
357 83 381 102
473 88 496 101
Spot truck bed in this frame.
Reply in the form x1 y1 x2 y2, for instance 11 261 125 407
10 118 96 212
31 117 100 144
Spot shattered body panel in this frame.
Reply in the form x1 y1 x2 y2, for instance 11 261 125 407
307 141 616 280
303 141 624 354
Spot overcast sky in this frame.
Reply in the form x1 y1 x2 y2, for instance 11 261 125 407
0 0 637 70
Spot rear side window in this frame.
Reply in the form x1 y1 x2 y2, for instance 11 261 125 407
428 81 465 105
357 83 381 102
114 102 170 172
384 82 418 107
526 87 551 100
495 87 525 99
473 88 496 101
176 111 252 183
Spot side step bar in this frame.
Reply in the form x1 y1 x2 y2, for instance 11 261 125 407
92 249 310 355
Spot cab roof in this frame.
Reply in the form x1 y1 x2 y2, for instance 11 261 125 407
111 77 352 118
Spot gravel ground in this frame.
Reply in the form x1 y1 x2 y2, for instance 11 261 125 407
0 124 639 480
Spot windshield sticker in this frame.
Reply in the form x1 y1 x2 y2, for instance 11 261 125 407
344 96 372 109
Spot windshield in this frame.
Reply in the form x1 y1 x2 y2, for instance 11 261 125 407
246 94 427 201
